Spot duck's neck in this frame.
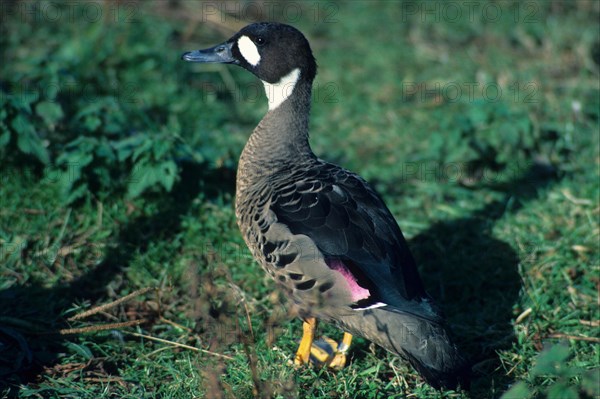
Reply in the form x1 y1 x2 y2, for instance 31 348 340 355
239 73 315 179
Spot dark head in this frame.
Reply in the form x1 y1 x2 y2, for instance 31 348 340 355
182 22 317 85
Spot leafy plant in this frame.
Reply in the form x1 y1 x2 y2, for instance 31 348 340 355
0 2 220 203
0 90 53 165
502 343 600 399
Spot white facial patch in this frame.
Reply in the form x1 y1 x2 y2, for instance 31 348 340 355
237 35 260 66
262 68 301 111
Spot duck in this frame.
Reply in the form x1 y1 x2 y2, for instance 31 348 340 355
182 22 467 390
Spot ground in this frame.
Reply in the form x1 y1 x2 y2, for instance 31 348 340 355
0 1 598 398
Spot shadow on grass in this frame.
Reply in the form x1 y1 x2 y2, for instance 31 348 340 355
410 162 560 396
0 160 236 397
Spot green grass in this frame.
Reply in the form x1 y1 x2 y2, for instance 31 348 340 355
1 1 599 398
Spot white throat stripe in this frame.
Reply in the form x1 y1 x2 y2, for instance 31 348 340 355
237 36 260 66
262 68 301 111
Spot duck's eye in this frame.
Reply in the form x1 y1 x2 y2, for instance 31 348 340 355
255 37 265 46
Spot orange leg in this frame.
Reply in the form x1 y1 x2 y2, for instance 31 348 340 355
327 332 353 369
295 317 317 365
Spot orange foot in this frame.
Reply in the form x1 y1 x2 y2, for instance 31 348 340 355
310 332 353 370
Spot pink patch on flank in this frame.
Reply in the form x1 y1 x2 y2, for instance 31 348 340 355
327 259 370 301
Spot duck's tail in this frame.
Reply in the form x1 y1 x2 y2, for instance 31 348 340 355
339 306 470 390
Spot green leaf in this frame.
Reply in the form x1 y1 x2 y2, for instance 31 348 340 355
10 91 38 113
531 343 571 376
82 115 102 131
61 152 94 170
126 159 178 198
127 162 158 198
131 137 154 162
546 382 578 399
64 183 89 204
159 160 177 191
35 101 63 128
0 131 10 147
582 368 600 396
66 342 93 360
466 102 489 127
500 381 532 399
95 139 116 161
12 114 50 164
112 134 145 161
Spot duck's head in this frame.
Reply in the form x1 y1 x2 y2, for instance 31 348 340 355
182 22 317 109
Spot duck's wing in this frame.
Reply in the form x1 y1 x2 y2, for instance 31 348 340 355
269 161 438 319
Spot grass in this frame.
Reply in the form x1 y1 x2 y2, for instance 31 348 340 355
1 1 599 398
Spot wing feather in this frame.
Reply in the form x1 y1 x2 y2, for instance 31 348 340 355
271 161 428 305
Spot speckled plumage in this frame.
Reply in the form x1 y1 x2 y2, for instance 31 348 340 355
183 22 467 389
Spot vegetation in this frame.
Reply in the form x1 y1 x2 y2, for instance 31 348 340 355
1 1 598 398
